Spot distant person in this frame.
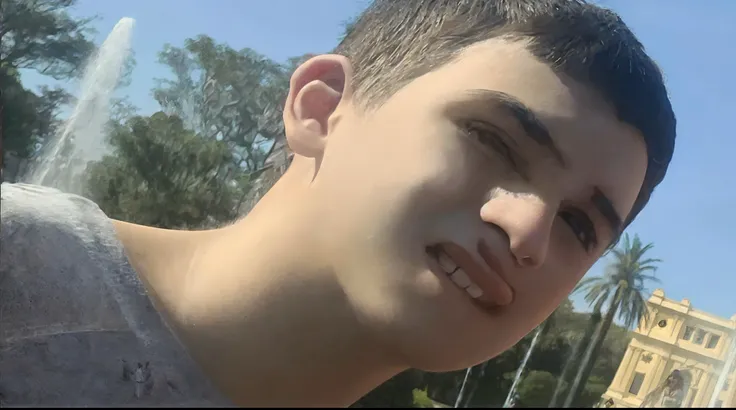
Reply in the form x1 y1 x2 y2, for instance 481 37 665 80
0 0 676 406
133 362 153 399
640 368 687 408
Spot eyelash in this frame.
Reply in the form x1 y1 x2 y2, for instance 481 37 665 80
559 209 598 252
460 120 521 173
460 120 599 253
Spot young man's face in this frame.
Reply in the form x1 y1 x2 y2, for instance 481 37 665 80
295 39 648 371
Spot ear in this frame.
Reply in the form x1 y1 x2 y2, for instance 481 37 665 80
283 54 353 159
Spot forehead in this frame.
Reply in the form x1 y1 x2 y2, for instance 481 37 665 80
381 38 648 221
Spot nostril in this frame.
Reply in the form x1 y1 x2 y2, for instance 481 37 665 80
517 255 535 268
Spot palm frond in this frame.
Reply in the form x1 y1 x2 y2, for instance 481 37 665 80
576 232 662 330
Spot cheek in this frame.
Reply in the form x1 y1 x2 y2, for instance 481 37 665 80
317 119 483 241
369 120 488 212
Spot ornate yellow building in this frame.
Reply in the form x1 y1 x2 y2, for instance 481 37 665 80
601 290 735 408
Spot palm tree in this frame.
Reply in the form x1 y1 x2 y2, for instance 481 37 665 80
562 233 661 407
548 297 604 407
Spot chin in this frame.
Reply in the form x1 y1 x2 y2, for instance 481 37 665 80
343 241 528 372
402 332 511 373
390 288 520 373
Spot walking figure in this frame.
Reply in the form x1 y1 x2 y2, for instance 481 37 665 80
134 362 153 399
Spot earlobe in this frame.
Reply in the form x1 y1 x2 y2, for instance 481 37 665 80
283 54 353 159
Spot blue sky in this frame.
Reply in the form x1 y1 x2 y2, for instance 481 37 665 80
22 0 735 320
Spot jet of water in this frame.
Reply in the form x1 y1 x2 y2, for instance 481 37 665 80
25 17 135 195
503 325 544 408
708 333 736 408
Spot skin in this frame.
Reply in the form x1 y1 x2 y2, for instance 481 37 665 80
113 38 648 407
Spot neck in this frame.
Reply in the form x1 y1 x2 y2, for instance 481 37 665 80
113 168 403 407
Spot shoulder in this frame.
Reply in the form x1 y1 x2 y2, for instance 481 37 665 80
1 182 107 238
0 183 128 339
0 184 229 406
1 183 116 270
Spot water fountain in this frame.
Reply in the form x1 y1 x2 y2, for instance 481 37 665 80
636 336 735 409
503 325 544 408
707 333 736 408
25 17 135 195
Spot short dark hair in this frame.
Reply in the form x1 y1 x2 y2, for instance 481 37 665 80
335 0 676 227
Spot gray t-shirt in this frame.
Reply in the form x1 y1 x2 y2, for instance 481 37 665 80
0 183 230 407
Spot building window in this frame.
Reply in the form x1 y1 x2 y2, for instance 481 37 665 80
694 329 706 345
706 334 721 349
629 372 646 395
682 326 694 340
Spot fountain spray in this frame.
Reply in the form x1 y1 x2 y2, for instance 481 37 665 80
26 17 135 195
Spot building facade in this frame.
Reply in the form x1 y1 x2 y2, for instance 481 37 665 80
601 290 735 408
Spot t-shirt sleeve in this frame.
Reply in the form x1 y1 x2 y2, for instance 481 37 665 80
0 183 228 406
0 183 129 342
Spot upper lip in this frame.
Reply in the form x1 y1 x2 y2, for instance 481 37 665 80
438 241 515 308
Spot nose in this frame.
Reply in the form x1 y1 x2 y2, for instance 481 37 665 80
480 190 557 268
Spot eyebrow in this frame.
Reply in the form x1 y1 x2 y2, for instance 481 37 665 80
592 188 623 240
463 89 624 238
465 89 566 167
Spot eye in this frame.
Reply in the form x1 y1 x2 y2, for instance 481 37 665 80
460 120 524 174
558 208 598 252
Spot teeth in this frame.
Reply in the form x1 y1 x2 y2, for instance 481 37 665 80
433 249 484 299
450 270 472 288
466 284 483 299
437 252 457 272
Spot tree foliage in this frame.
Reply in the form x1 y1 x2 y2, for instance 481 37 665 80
1 0 95 179
563 233 661 407
516 371 558 407
1 67 70 159
0 0 96 80
85 112 248 229
549 299 603 407
152 35 293 175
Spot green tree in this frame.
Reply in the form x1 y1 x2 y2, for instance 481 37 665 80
1 68 42 158
152 35 290 175
152 37 318 215
516 371 558 407
1 66 70 179
0 0 96 80
563 233 661 407
109 96 139 126
0 0 96 175
548 298 604 407
84 112 248 229
150 36 310 214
